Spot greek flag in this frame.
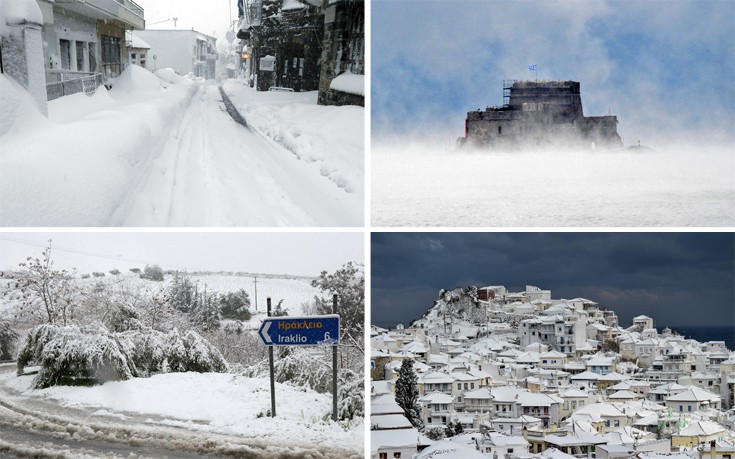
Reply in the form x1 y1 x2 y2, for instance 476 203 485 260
529 65 537 71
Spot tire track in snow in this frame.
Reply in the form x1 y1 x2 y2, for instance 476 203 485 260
0 369 361 458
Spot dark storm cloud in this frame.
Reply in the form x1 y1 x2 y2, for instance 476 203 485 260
371 233 734 328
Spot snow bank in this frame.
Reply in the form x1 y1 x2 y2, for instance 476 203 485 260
222 79 364 196
0 74 48 137
31 372 363 453
329 71 364 96
110 65 166 93
0 73 195 226
155 68 193 86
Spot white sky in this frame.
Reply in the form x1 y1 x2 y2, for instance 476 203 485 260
135 0 239 41
0 232 363 276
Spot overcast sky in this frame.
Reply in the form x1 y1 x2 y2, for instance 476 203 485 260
0 232 363 276
372 233 734 329
136 0 238 41
372 0 735 145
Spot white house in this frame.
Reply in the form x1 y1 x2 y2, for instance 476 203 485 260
135 29 216 78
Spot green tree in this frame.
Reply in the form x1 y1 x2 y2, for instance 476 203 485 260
395 359 423 430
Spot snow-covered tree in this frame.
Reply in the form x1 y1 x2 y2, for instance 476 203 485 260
192 287 220 332
312 262 364 350
272 298 288 317
9 241 77 325
140 265 164 282
218 289 251 320
395 359 423 430
0 321 18 361
168 271 197 313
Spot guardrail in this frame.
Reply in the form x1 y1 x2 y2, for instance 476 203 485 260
46 71 104 101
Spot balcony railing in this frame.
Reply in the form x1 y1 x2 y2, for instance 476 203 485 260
114 0 144 18
46 70 103 101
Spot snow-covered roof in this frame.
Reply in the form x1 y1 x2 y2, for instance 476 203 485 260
571 370 600 380
677 420 726 436
608 390 638 400
666 386 720 402
130 34 151 49
371 413 413 430
417 440 487 459
0 0 43 28
329 70 364 97
371 428 419 454
419 391 453 404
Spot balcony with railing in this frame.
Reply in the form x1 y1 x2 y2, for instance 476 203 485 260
55 0 145 30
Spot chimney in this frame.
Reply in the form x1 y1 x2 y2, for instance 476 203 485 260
711 439 717 459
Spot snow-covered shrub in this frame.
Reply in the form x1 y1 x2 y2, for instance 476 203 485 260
17 324 227 388
16 323 71 375
29 324 133 388
273 348 332 393
335 369 363 421
164 328 188 372
180 330 227 373
108 302 143 332
0 321 18 361
117 328 168 377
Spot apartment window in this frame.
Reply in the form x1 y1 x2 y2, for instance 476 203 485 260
60 39 71 70
457 383 461 390
393 453 401 458
679 405 683 412
75 41 85 71
688 405 692 412
88 43 97 73
471 383 475 389
614 420 620 427
605 420 610 427
464 383 468 390
101 35 121 77
379 454 387 459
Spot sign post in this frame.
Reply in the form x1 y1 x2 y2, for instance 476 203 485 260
332 294 338 422
258 303 340 420
267 298 276 417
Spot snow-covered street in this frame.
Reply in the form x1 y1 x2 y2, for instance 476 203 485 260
0 68 363 227
125 83 360 226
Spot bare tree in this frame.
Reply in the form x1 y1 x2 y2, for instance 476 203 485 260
11 241 77 325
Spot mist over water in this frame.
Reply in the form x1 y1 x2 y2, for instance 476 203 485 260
372 144 735 227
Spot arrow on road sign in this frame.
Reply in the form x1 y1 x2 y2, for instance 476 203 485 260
258 315 339 346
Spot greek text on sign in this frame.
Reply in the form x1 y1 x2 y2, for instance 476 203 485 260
258 315 340 346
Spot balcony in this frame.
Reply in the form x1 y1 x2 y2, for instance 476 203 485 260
55 0 145 30
46 70 103 100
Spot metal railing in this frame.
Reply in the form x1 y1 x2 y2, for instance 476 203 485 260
113 0 144 18
46 70 104 101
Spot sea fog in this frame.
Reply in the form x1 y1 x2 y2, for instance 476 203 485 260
371 143 735 227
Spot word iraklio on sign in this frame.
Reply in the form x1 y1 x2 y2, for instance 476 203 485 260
258 315 340 346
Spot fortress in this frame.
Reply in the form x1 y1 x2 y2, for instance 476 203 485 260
460 80 622 149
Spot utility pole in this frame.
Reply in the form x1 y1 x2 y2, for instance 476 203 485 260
254 276 258 311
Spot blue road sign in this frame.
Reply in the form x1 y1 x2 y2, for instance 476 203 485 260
258 314 340 346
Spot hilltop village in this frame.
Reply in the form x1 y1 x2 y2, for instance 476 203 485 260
371 285 735 459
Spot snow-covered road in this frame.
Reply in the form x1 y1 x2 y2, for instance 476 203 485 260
0 365 362 458
0 68 363 227
122 83 358 226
